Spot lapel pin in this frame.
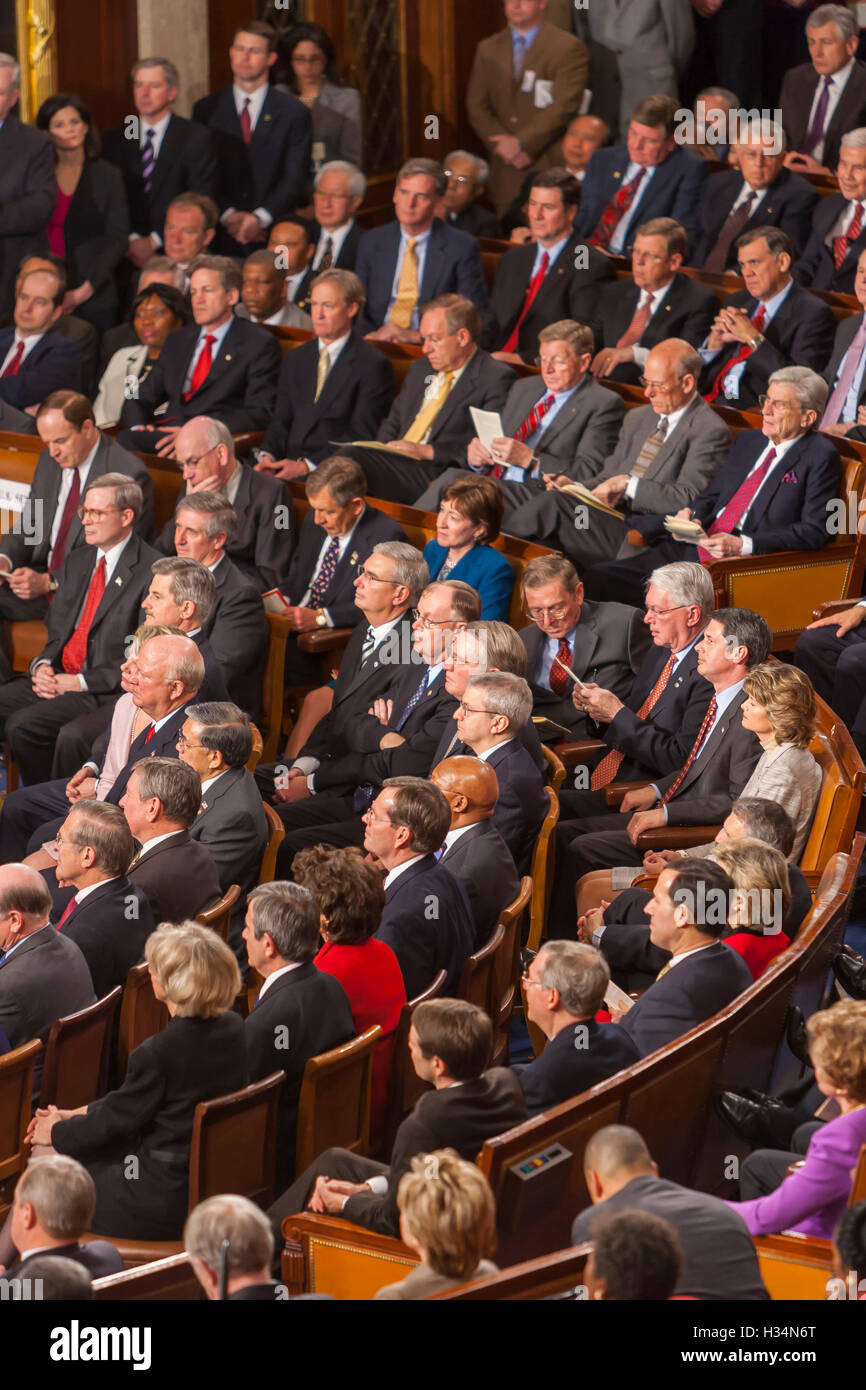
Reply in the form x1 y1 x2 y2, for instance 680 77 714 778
613 171 621 180
350 551 359 567
114 576 123 587
224 354 232 362
199 801 207 813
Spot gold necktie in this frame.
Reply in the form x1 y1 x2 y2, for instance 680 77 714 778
389 237 419 328
655 961 672 981
404 371 456 444
314 345 330 401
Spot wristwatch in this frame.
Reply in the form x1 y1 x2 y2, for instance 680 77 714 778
315 609 328 628
48 574 59 594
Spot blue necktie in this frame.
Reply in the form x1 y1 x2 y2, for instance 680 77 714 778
513 34 527 80
141 128 156 193
394 668 430 732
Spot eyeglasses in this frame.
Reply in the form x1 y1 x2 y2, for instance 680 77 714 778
77 505 121 522
534 354 573 370
757 395 796 411
356 566 400 584
457 702 490 716
645 603 687 618
176 733 205 750
362 807 392 825
639 376 677 391
521 971 547 989
413 612 454 629
179 445 219 472
526 602 571 621
444 171 474 185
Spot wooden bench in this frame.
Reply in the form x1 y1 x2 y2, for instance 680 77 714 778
93 1252 204 1301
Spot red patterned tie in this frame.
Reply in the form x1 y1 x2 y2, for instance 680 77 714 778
590 167 647 250
1 340 25 378
590 654 675 789
239 97 252 145
833 201 863 270
48 469 81 574
548 638 572 696
660 696 717 804
502 251 549 353
184 334 215 402
698 447 776 562
55 898 77 930
703 304 766 403
616 292 655 350
492 391 556 479
61 556 106 674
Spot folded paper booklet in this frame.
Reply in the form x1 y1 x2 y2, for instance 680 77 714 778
604 978 634 1013
334 440 421 460
556 480 625 520
469 407 505 457
262 588 292 615
664 515 708 543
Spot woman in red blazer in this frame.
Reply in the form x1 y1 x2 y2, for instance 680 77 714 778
293 845 406 1136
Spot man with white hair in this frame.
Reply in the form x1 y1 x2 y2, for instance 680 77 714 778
781 4 866 177
293 161 366 310
440 150 501 238
0 54 55 315
184 1193 329 1300
795 127 866 294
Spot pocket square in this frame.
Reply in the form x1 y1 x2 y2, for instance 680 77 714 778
782 470 798 484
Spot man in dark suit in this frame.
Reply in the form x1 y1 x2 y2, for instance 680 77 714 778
243 881 355 1188
355 158 488 339
483 170 615 364
0 267 81 411
519 554 651 739
254 270 395 482
7 1155 124 1282
193 21 312 258
794 131 866 294
440 151 501 238
185 1193 332 1301
0 397 37 433
52 801 153 999
818 246 866 433
121 757 221 924
292 162 365 310
515 942 639 1115
102 57 218 276
9 250 100 397
0 474 159 785
781 6 866 177
0 865 95 1101
691 122 819 272
236 248 310 329
344 295 514 504
430 755 521 948
0 59 55 315
576 95 709 253
500 114 612 236
572 1124 769 1299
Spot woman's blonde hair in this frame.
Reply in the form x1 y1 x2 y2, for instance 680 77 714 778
743 662 817 749
710 837 791 929
397 1148 495 1279
144 921 240 1017
807 999 866 1102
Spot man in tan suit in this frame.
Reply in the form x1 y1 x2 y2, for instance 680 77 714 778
466 0 588 216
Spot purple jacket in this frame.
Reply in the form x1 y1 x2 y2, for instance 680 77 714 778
728 1107 866 1240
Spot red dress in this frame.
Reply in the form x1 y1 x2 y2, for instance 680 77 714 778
48 186 73 259
314 938 406 1135
723 929 790 982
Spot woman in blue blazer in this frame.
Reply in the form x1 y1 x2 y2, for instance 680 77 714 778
423 475 514 621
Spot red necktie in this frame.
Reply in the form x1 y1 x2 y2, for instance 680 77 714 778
502 251 549 353
184 334 215 401
698 447 776 561
143 723 155 744
1 340 25 378
703 304 766 403
548 638 572 696
48 469 81 574
56 898 77 930
493 392 556 479
239 98 252 145
616 292 655 350
590 654 676 789
660 696 717 804
61 556 106 674
590 167 647 250
833 202 863 270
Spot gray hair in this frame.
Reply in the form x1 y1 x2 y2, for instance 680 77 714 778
736 118 787 153
140 254 187 291
65 800 135 878
184 1194 273 1276
807 5 857 42
185 701 252 769
247 881 320 962
141 632 205 693
768 366 829 414
372 541 429 605
730 797 796 858
16 1156 96 1238
132 756 202 826
188 254 242 294
465 672 533 731
429 579 482 622
584 1125 653 1177
152 557 216 625
398 157 447 197
462 620 526 675
306 454 367 506
174 490 238 544
0 53 20 86
647 561 714 620
132 55 180 87
444 149 489 186
840 127 866 151
84 471 143 525
198 417 236 455
537 941 610 1017
696 87 739 109
315 159 367 199
0 866 52 921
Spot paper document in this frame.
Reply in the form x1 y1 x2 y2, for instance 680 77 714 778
664 515 708 544
604 979 634 1013
556 479 625 520
469 408 504 457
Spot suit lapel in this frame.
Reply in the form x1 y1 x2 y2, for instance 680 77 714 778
679 689 748 791
86 535 138 632
420 222 446 303
312 335 356 411
745 432 809 528
430 351 482 436
570 608 599 681
150 115 181 197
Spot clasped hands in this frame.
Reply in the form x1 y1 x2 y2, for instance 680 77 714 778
616 783 667 843
308 1174 371 1213
705 306 761 352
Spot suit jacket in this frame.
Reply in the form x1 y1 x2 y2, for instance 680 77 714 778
36 532 159 697
619 939 753 1056
577 145 709 251
497 372 626 484
447 204 502 239
378 350 514 468
57 875 154 1000
188 630 229 704
55 315 100 399
571 1173 769 1300
343 1068 527 1236
245 962 355 1187
60 159 129 320
691 168 819 269
597 638 714 779
0 328 81 410
794 193 866 295
156 461 293 594
0 926 95 1100
101 702 194 807
593 396 731 516
431 714 548 776
781 60 866 173
293 221 363 309
424 539 514 621
697 284 836 408
583 0 695 132
376 855 476 1000
483 233 616 361
193 86 312 226
128 829 222 925
0 116 56 314
0 397 37 433
102 112 218 239
10 1239 125 1282
439 820 521 948
202 556 269 715
512 1017 639 1116
823 310 866 421
355 218 488 333
484 737 549 873
465 21 589 213
121 317 281 436
653 687 762 825
189 765 269 929
520 598 651 735
282 505 406 628
262 332 395 462
596 275 719 383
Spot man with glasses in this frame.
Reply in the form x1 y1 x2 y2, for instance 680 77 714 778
439 151 501 239
294 162 366 309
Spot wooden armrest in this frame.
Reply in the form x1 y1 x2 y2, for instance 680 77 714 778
626 529 646 548
812 599 859 621
635 825 721 849
631 874 658 890
604 779 651 806
556 739 605 767
297 626 353 655
232 431 265 455
280 1212 419 1298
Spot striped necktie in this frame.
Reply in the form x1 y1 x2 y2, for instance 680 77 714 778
590 167 647 250
631 416 668 477
660 697 717 804
833 201 863 270
590 654 676 789
141 128 156 193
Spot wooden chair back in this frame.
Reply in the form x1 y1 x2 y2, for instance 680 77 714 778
850 1143 866 1206
542 743 566 794
526 786 560 952
378 968 447 1156
196 884 241 945
247 722 263 773
797 717 865 876
262 610 293 762
116 962 169 1084
294 1025 381 1177
431 1242 593 1300
281 1211 419 1299
457 921 505 1011
93 1253 203 1301
491 877 533 1063
753 1232 834 1301
258 801 286 884
39 987 122 1110
189 1070 285 1209
0 1039 41 1217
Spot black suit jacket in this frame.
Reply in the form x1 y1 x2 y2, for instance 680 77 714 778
120 317 282 435
483 232 616 360
56 875 154 1000
202 555 269 716
691 168 819 269
439 819 520 948
654 688 762 826
378 350 515 468
60 159 129 319
431 714 547 775
193 86 312 225
697 283 836 408
484 738 548 873
101 703 193 806
0 328 81 410
620 940 754 1057
512 1018 639 1117
376 855 476 1000
280 504 406 628
0 926 95 1100
599 639 715 779
245 962 355 1187
294 222 363 310
188 630 229 704
128 829 222 925
794 193 866 295
0 116 56 314
355 218 489 333
448 204 502 238
596 275 719 384
262 333 395 462
577 145 710 250
781 60 866 173
189 765 269 930
102 113 218 239
10 1239 124 1281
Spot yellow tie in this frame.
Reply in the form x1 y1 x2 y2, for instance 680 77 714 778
404 371 456 444
389 237 419 328
314 345 330 402
655 961 672 981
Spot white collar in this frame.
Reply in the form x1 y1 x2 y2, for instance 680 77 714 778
256 961 303 1000
73 876 120 905
384 853 427 890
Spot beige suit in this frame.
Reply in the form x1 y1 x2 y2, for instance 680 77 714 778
466 21 588 215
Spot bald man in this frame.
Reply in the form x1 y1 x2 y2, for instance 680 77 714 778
431 754 520 948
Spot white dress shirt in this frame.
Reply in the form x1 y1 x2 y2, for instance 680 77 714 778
256 961 303 1001
312 221 355 270
630 277 676 370
0 331 44 375
135 828 185 860
383 853 427 891
44 440 100 555
826 197 866 246
609 163 659 253
222 85 272 227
